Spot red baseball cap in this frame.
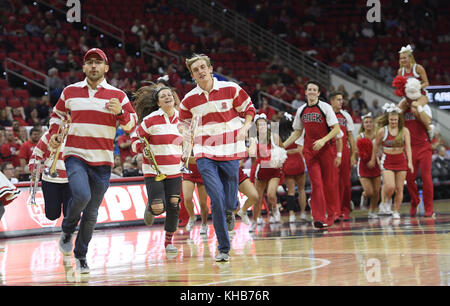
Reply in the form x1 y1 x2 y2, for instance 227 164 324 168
83 48 108 63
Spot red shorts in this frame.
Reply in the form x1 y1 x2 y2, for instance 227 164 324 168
282 153 305 176
238 167 248 184
255 163 282 181
182 163 204 184
357 158 381 178
380 152 408 171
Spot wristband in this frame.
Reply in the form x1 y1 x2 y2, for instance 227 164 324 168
417 105 424 113
337 152 342 157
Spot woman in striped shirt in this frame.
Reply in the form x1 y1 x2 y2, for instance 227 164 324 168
132 84 183 254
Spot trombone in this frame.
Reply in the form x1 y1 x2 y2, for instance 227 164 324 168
28 159 41 206
45 116 70 178
139 136 166 181
180 116 199 174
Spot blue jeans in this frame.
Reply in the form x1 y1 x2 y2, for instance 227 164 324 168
196 158 239 254
63 157 111 259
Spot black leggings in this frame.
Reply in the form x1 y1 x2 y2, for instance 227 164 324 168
42 180 72 220
144 176 181 232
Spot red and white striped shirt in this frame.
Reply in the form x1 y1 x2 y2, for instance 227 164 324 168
28 127 68 184
50 78 137 167
179 79 255 161
132 109 183 178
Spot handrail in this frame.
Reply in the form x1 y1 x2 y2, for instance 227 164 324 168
258 91 295 112
4 58 50 94
180 0 331 88
86 14 125 46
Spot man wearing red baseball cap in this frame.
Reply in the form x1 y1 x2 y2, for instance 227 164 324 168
49 47 137 274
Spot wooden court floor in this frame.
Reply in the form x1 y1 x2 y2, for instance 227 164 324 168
1 200 449 286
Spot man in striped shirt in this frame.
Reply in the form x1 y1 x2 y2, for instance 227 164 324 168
179 54 255 262
49 48 137 273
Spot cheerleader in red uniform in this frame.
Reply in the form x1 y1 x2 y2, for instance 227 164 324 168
181 158 209 235
249 114 285 225
356 113 381 218
279 113 307 223
368 104 413 219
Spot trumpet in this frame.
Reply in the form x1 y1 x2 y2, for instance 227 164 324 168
180 116 200 174
28 159 41 206
139 136 166 181
45 116 70 178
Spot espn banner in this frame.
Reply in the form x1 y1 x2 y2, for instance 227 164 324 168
0 179 249 238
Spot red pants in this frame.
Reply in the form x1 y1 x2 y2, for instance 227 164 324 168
338 146 351 215
304 144 339 224
406 145 434 214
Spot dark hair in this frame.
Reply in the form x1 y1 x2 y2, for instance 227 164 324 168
133 84 173 123
304 80 321 92
329 91 344 101
278 113 294 142
1 162 13 172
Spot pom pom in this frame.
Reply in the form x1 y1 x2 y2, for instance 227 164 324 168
392 75 407 97
357 138 373 161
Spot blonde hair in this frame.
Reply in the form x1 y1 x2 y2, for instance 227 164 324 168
185 53 212 74
399 51 417 68
376 111 405 146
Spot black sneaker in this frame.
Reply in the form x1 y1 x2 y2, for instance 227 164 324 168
75 258 90 274
226 211 235 232
312 220 328 229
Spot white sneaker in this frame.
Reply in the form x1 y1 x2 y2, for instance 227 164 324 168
257 217 263 225
299 212 307 221
249 222 257 232
237 209 250 225
274 209 281 222
392 211 400 219
368 211 378 219
385 202 393 215
360 194 367 210
289 214 296 223
269 216 276 224
378 203 386 215
165 244 178 253
186 217 196 232
199 224 208 235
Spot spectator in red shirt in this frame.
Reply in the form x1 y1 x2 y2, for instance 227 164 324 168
258 98 276 120
19 127 41 172
11 108 28 127
117 133 137 163
0 129 22 167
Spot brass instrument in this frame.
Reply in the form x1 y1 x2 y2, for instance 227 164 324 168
28 159 41 206
139 136 166 181
45 116 70 178
180 116 200 174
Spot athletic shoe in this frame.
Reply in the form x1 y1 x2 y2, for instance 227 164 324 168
186 216 196 232
199 224 208 235
299 212 307 221
368 211 378 219
273 209 281 222
226 211 235 232
289 214 296 223
59 232 73 256
249 222 257 232
392 211 400 219
75 258 90 274
257 217 263 225
360 194 366 210
424 212 436 218
410 200 420 217
237 209 250 225
269 216 276 224
312 220 328 229
165 244 178 253
385 201 393 215
378 203 386 215
215 252 229 262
